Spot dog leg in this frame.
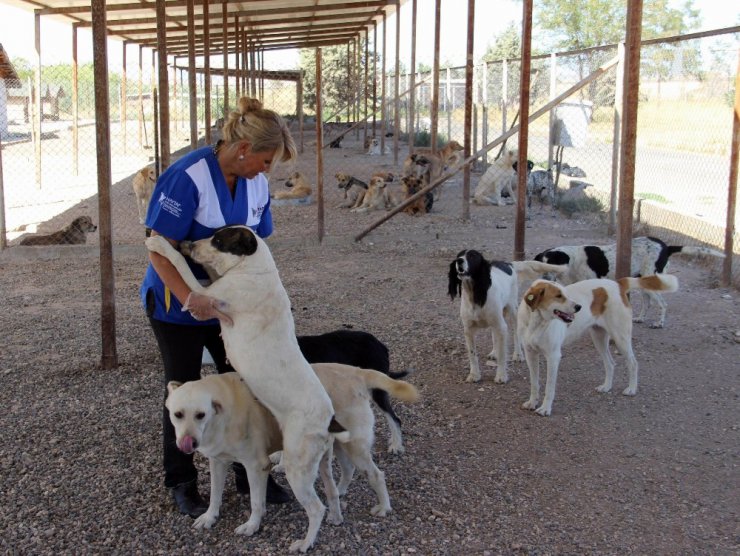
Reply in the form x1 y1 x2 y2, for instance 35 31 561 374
345 440 391 516
334 443 355 496
463 325 482 383
145 236 205 293
235 461 269 536
590 327 616 393
193 458 228 529
521 346 541 410
648 292 667 329
536 351 562 416
319 444 343 526
370 390 404 454
492 319 509 384
612 333 639 396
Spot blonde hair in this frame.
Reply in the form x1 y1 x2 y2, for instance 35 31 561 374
221 97 297 165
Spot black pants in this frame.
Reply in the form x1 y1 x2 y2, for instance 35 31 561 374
148 314 245 488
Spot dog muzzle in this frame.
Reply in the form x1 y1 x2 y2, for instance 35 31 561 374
177 435 198 454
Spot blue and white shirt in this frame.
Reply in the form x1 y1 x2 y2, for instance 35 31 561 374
140 145 273 325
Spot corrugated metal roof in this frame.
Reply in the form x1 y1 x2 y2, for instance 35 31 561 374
0 43 22 86
3 0 404 56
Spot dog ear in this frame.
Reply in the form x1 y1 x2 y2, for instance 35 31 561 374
234 227 259 256
448 261 461 300
524 284 546 309
212 399 223 414
167 381 183 394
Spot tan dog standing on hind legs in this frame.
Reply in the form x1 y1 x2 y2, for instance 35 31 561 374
517 274 678 416
132 165 156 224
147 226 346 553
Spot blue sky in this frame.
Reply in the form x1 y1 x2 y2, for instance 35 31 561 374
0 1 736 72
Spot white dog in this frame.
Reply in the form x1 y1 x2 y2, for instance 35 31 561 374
366 137 388 156
517 274 678 416
165 365 418 537
472 148 517 205
447 249 568 384
147 227 345 553
534 236 724 328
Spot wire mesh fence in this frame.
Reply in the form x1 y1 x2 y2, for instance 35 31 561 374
1 29 737 286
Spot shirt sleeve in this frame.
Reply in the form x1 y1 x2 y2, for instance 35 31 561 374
145 168 198 240
254 197 273 238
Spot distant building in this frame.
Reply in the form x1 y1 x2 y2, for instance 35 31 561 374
0 43 22 136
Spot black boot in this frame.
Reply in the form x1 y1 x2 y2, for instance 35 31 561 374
171 480 208 518
235 472 292 504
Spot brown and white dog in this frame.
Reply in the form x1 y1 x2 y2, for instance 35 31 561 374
146 227 347 553
447 249 569 384
272 172 312 200
399 175 433 215
335 173 368 209
534 236 724 328
517 274 678 416
19 216 97 246
472 148 518 206
132 165 156 224
166 365 418 538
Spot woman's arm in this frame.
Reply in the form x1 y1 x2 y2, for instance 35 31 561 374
147 230 192 305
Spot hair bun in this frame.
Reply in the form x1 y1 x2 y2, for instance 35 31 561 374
238 97 263 115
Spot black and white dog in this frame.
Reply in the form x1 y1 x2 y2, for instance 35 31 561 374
534 236 725 328
297 329 407 454
447 249 568 384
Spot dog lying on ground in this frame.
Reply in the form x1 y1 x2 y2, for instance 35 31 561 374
350 175 395 213
19 216 97 246
399 175 433 215
146 226 346 553
518 274 678 416
447 249 569 384
297 329 407 454
132 165 156 224
166 366 418 537
534 236 725 328
335 173 368 209
272 172 312 200
472 148 518 206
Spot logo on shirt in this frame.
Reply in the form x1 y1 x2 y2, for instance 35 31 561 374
252 205 265 220
158 192 183 218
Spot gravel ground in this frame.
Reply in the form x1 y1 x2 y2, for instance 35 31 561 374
1 146 738 555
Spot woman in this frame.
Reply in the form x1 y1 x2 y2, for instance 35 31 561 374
140 97 297 518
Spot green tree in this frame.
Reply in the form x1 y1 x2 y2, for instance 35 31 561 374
299 41 379 121
482 22 522 62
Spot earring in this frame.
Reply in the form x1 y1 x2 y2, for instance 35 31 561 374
238 155 244 160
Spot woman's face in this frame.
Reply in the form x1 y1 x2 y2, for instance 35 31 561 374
238 144 276 179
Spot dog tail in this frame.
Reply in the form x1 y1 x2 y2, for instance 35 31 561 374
667 245 725 260
329 417 351 443
358 369 419 403
511 260 568 281
618 274 679 295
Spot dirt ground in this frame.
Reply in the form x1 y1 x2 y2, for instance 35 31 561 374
1 131 738 554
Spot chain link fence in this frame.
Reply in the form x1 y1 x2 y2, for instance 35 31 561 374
1 29 738 284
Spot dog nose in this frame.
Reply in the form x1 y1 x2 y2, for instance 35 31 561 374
574 304 582 312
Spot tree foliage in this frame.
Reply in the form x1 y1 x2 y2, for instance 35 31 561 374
482 23 523 62
299 42 380 120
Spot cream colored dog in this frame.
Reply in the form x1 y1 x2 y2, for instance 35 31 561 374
350 175 395 213
132 165 156 224
165 365 418 537
146 227 344 553
272 172 312 200
472 148 518 205
518 274 678 416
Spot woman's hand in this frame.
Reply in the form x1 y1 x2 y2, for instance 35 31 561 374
182 292 234 327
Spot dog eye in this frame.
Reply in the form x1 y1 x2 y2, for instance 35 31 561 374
173 411 183 419
195 412 206 420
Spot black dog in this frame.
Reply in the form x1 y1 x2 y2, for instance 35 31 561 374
297 329 408 454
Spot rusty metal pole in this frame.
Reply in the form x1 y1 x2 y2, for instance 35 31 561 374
430 0 441 153
315 48 325 243
187 0 197 149
461 0 474 220
298 73 304 154
514 0 533 261
372 21 377 137
222 1 229 116
722 49 739 286
91 0 118 370
380 13 387 153
0 129 6 250
393 0 401 164
34 11 42 188
408 0 417 154
609 42 626 235
156 0 171 169
234 17 240 99
615 0 643 279
72 23 79 176
203 0 211 144
138 45 144 148
122 41 128 154
363 29 369 145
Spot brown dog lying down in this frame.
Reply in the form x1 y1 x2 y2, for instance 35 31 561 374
166 364 418 537
272 172 312 200
19 216 98 246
